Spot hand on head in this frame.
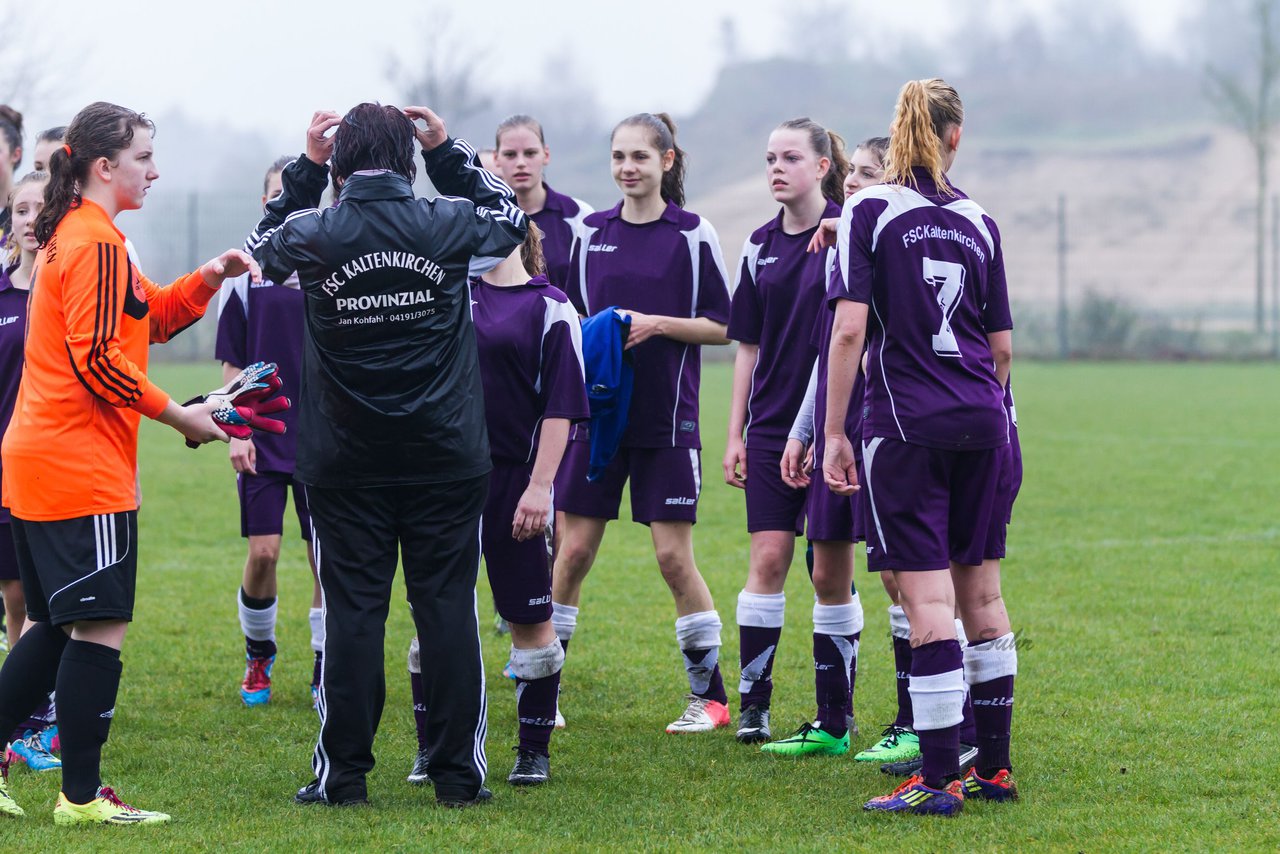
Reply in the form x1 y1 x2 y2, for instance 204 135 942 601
306 111 341 165
402 106 447 152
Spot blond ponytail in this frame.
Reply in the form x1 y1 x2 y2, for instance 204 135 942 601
884 78 963 197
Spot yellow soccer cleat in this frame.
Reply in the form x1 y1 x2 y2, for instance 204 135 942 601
0 759 24 818
53 787 170 826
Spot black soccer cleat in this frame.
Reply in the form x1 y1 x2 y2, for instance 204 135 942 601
736 704 772 744
294 780 369 807
881 743 978 777
507 749 550 786
407 748 432 785
436 787 493 808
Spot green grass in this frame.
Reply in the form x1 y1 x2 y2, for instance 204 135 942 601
3 361 1277 851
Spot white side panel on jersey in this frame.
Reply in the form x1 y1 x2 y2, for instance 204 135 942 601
681 218 730 315
536 295 586 395
217 272 251 319
577 224 600 315
942 199 996 256
734 236 762 296
565 198 595 236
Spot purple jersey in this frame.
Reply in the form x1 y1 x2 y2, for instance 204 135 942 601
529 183 593 291
728 202 840 452
565 201 731 449
834 168 1011 450
214 273 305 473
471 276 589 464
0 266 28 523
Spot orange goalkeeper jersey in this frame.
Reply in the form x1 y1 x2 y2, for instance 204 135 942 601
1 199 218 521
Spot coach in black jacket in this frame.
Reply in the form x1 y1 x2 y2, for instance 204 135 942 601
248 105 526 807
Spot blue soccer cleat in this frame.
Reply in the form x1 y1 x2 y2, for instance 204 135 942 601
36 725 58 755
240 655 274 706
863 774 965 816
962 767 1019 802
6 730 61 772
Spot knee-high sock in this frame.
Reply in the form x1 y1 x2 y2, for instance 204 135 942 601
675 611 726 704
888 605 913 729
407 636 428 752
965 632 1017 775
551 602 577 655
813 599 862 737
736 591 784 711
0 622 67 744
510 640 564 757
238 588 277 659
909 639 965 790
56 641 122 804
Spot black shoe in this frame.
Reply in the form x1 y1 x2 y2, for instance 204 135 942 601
880 743 978 777
294 780 369 806
436 787 493 808
407 748 432 785
507 749 550 786
735 704 771 744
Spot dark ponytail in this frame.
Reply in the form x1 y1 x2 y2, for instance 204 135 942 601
34 102 153 246
521 221 547 279
613 112 686 208
776 117 849 207
0 105 23 169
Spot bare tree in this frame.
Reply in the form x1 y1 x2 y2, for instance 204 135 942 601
387 6 492 128
0 6 64 106
1204 0 1280 333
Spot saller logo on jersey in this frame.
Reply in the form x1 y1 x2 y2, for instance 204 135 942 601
336 290 436 312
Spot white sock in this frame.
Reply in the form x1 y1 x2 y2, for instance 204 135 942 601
309 607 325 653
238 589 277 642
551 601 578 645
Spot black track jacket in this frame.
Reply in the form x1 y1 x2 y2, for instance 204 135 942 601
247 138 527 487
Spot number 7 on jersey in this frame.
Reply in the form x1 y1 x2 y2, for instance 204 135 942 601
922 257 965 358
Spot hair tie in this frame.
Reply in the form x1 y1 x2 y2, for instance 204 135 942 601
62 144 72 157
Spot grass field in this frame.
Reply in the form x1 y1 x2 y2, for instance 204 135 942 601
2 360 1277 852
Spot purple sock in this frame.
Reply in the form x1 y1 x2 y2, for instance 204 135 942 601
516 670 561 757
312 652 323 689
959 691 977 746
409 670 429 752
738 625 780 710
683 648 727 705
971 674 1014 774
813 633 856 737
912 639 964 790
892 636 913 729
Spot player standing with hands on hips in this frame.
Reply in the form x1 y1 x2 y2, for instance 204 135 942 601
248 105 527 808
0 101 260 826
823 79 1018 816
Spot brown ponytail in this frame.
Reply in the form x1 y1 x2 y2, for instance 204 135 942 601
613 112 686 208
776 117 849 207
34 102 153 246
884 78 963 196
521 221 547 279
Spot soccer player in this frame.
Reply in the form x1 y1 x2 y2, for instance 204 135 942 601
822 79 1017 815
553 112 733 734
31 127 68 173
0 100 259 826
217 156 324 709
409 224 588 787
0 106 22 243
492 115 594 289
724 118 862 753
248 105 526 808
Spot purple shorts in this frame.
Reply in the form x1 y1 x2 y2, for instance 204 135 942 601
984 432 1023 560
238 472 312 540
555 440 701 525
0 524 17 582
806 447 866 543
861 437 1000 572
744 446 804 535
483 461 554 625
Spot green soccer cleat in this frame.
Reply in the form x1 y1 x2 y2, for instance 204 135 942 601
0 759 24 818
855 724 920 762
53 787 170 825
760 721 849 756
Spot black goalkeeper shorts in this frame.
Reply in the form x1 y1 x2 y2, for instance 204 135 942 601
13 512 138 625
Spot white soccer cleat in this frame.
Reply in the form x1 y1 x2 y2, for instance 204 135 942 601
665 695 731 734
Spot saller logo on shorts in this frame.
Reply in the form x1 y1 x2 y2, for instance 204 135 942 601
665 497 696 506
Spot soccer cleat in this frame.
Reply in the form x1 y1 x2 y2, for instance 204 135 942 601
0 759 24 817
502 660 517 681
437 787 493 808
962 767 1019 802
735 704 771 744
407 748 432 785
854 724 919 762
6 730 61 771
882 742 977 777
665 695 731 734
53 787 170 825
294 780 369 806
760 721 849 756
37 725 59 755
507 749 550 786
240 654 274 706
863 775 965 816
